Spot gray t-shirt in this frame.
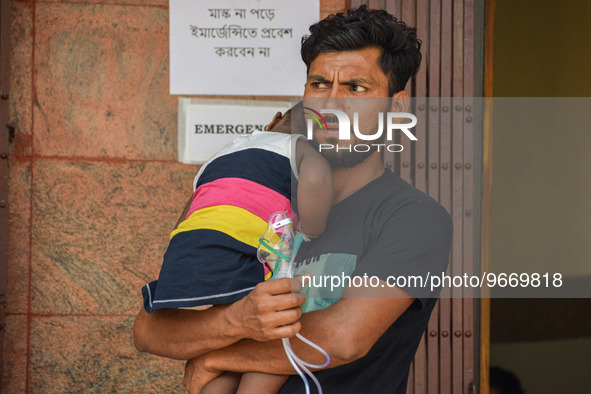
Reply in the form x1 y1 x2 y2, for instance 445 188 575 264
281 169 453 394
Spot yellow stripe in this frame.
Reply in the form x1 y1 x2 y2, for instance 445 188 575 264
170 205 268 249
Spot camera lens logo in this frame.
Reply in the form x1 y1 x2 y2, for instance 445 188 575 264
304 107 328 131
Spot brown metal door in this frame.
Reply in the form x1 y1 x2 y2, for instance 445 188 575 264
351 1 482 393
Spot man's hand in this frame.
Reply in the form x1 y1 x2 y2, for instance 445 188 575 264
183 356 221 394
134 277 306 360
231 277 306 341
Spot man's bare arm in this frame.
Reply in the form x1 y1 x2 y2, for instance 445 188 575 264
184 285 415 392
135 304 243 360
134 276 306 360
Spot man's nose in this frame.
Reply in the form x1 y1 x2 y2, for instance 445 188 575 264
324 85 347 110
325 88 351 113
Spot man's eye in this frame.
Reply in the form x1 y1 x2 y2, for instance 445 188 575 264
351 85 367 92
312 82 328 89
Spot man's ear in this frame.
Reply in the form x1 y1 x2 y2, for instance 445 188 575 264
390 91 410 113
265 111 284 131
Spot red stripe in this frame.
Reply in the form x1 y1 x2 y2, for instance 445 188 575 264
188 178 291 222
304 107 328 130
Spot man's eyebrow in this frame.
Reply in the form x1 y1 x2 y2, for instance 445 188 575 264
307 75 331 83
341 78 373 86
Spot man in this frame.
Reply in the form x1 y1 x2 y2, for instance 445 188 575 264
133 6 452 393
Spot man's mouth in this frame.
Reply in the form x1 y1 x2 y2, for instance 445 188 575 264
324 123 339 137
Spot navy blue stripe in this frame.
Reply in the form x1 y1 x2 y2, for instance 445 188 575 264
143 280 256 312
142 230 264 312
165 228 256 258
196 148 292 199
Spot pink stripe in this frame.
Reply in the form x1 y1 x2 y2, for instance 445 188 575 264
188 178 292 223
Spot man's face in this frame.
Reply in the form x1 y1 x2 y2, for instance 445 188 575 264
304 47 391 98
302 47 394 168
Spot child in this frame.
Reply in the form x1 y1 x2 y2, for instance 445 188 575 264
141 107 332 393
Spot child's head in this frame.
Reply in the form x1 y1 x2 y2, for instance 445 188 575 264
266 102 306 135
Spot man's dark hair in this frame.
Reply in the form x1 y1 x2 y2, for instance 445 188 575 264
301 5 422 95
490 366 526 394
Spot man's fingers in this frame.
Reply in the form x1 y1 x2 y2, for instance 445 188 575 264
256 278 293 294
289 276 306 293
263 306 303 328
251 292 304 318
255 277 306 295
271 321 302 339
273 292 306 310
255 292 305 316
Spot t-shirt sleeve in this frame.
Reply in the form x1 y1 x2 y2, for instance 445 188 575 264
353 198 453 310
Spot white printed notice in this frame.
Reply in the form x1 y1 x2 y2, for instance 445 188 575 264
170 0 319 96
178 99 292 164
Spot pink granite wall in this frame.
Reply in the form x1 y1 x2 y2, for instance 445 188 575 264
3 0 349 392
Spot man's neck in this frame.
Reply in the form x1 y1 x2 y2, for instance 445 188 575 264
331 153 385 205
